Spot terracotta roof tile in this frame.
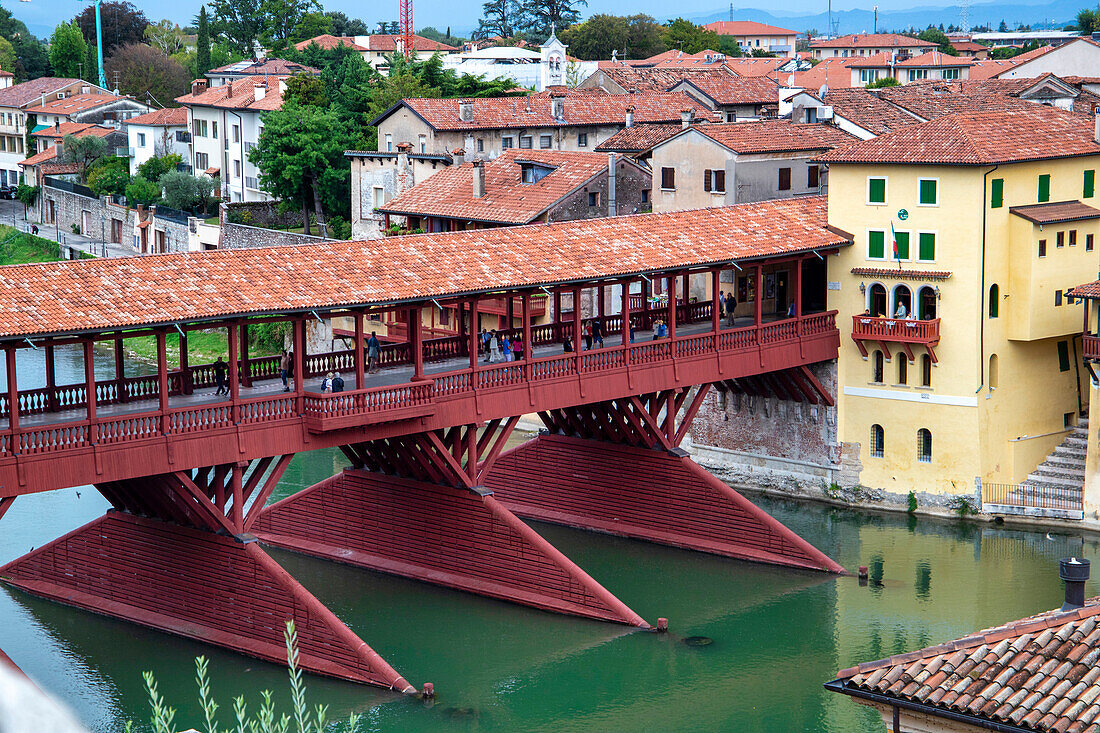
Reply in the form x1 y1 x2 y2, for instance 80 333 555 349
682 119 856 154
0 77 97 109
811 33 937 49
821 88 923 135
176 75 286 111
378 149 641 224
703 21 797 35
895 50 976 67
0 197 847 339
595 123 680 153
875 80 1039 119
293 34 367 52
125 107 189 126
791 57 860 90
362 34 458 52
207 58 318 77
1011 201 1100 224
382 91 712 131
969 58 1022 80
587 63 737 93
676 74 781 106
31 122 114 139
819 107 1100 165
717 57 789 77
24 93 129 116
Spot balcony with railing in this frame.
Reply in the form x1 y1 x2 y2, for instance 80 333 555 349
1085 334 1100 360
851 315 941 362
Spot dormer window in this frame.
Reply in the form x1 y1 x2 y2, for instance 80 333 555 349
519 161 555 184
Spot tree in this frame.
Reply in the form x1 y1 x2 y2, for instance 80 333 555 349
137 152 182 183
208 0 265 55
159 170 215 211
15 184 38 216
59 134 107 181
145 20 186 56
326 11 370 36
917 27 957 55
0 37 18 77
661 18 720 55
125 176 160 206
866 76 900 88
249 99 356 238
290 12 332 43
0 7 49 80
523 0 588 38
1076 8 1099 34
261 0 322 45
195 7 212 77
476 0 523 39
86 156 130 196
75 1 149 57
104 43 191 106
998 19 1009 32
561 15 629 59
283 71 327 106
49 22 88 78
717 35 745 57
82 40 98 84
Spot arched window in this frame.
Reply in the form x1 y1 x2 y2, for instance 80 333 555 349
897 356 908 385
988 284 999 318
870 424 884 458
917 429 932 463
873 350 884 383
989 353 999 390
892 285 912 318
918 286 937 320
869 284 887 317
921 354 932 387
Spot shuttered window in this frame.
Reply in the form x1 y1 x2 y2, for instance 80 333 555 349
868 177 886 203
868 230 885 259
704 169 712 192
714 170 725 193
661 167 675 189
778 167 791 191
1085 169 1095 198
807 165 819 188
918 232 936 261
990 178 1003 208
1038 174 1050 202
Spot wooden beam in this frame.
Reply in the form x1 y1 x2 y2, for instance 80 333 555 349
799 365 835 407
243 454 294 529
673 384 711 447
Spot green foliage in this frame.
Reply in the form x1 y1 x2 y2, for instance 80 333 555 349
144 19 187 56
917 27 957 55
196 7 212 77
75 1 149 58
86 156 131 197
661 18 721 55
15 184 38 212
290 11 333 43
0 7 49 80
524 0 588 38
60 133 108 181
560 14 667 60
284 71 328 106
326 11 370 36
326 214 351 240
209 0 322 54
907 491 918 513
81 39 98 84
419 26 466 45
137 152 183 183
104 42 192 105
954 497 979 517
0 37 18 77
249 320 291 352
134 621 362 733
866 76 901 88
125 175 161 207
0 224 61 264
159 170 215 211
1077 8 1099 34
716 35 744 57
49 22 88 78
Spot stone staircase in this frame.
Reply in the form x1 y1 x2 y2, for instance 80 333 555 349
1011 417 1088 516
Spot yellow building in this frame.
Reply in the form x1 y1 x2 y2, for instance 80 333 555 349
819 107 1100 503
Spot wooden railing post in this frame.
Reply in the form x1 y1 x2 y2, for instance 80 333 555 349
113 333 126 403
178 329 190 395
469 297 480 374
353 311 365 390
794 257 804 357
44 339 58 412
5 345 18 438
667 273 677 341
711 269 720 337
293 318 305 415
572 287 582 374
228 320 239 424
754 265 763 343
239 322 251 388
522 292 533 381
410 306 425 381
156 330 169 435
622 278 632 365
83 338 97 435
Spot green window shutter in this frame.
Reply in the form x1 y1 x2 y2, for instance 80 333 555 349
1057 340 1070 372
868 177 886 203
1038 174 1050 202
868 230 885 258
991 178 1003 208
918 232 936 261
894 231 910 259
1085 169 1095 199
919 179 937 205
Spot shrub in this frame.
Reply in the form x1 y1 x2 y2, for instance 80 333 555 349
159 170 215 211
87 156 131 197
125 175 161 207
137 153 182 184
907 491 918 513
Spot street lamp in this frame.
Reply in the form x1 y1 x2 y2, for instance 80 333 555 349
99 211 107 257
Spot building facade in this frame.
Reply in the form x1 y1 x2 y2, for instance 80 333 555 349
702 21 798 58
810 33 937 60
124 107 190 176
346 147 453 239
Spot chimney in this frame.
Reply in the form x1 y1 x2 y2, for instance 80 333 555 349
680 108 695 129
459 99 473 122
254 81 267 101
452 147 465 165
1095 111 1099 144
607 154 617 217
472 159 485 198
192 79 208 97
625 104 635 128
1060 558 1090 611
226 82 233 99
551 89 565 119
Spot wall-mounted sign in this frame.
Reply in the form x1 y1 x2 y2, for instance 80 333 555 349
897 209 909 221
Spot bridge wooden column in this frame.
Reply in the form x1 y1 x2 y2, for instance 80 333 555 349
4 345 17 434
254 420 649 628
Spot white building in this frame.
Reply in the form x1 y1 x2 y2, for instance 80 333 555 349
124 107 190 176
176 77 284 203
441 31 597 91
702 21 798 58
996 37 1100 80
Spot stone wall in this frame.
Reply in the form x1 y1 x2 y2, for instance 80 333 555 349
34 184 190 253
219 222 328 249
223 201 303 229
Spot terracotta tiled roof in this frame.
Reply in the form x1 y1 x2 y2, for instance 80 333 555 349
817 88 923 135
176 75 285 112
379 91 712 131
952 40 988 53
874 82 1039 120
17 146 76 170
0 70 13 78
24 93 127 116
846 52 898 69
703 21 797 35
811 33 937 50
791 58 860 90
819 107 1100 165
31 122 114 139
1070 279 1100 298
378 149 639 224
125 107 188 127
688 120 857 154
0 78 95 109
718 57 788 77
362 34 458 52
969 59 1021 80
594 123 681 153
0 197 848 339
896 51 976 67
999 43 1057 67
831 597 1100 732
207 58 318 77
589 63 736 93
677 74 780 106
293 34 367 52
1010 201 1100 224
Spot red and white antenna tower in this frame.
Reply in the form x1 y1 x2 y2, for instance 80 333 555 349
400 0 413 59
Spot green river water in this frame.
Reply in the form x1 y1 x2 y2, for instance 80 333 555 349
2 348 1097 732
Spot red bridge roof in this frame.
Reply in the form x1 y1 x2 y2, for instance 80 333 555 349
0 197 849 340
